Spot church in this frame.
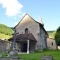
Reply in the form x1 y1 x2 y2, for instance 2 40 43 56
9 14 56 54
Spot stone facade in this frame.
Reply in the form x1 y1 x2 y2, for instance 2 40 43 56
47 38 57 49
0 14 57 53
0 40 10 52
14 14 48 53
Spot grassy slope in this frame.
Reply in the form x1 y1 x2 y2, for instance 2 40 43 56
0 33 12 39
18 50 60 60
47 31 56 38
0 24 14 40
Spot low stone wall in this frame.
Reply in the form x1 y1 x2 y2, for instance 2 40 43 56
0 57 19 60
0 40 10 52
41 56 53 60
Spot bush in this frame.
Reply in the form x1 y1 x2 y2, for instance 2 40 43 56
0 52 8 57
43 48 48 51
55 26 60 46
34 50 43 53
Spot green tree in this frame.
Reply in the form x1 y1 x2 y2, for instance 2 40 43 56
55 26 60 46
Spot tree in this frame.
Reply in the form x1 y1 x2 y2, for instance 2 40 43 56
55 26 60 46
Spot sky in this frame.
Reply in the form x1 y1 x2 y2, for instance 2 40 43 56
0 0 60 31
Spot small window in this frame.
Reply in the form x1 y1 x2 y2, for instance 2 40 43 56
51 42 53 46
25 28 28 33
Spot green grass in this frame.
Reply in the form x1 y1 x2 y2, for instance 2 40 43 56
18 50 60 60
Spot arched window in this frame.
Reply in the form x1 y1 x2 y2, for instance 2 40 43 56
25 28 28 33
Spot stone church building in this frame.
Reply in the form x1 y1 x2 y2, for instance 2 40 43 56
9 14 56 54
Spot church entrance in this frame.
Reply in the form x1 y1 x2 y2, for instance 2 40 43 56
22 43 27 52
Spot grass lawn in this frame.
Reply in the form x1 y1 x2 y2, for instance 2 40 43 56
18 50 60 60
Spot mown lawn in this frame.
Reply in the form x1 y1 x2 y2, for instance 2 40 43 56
18 50 60 60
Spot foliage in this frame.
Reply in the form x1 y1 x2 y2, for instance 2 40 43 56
43 48 48 51
34 50 41 53
0 24 14 35
0 52 8 57
55 26 60 46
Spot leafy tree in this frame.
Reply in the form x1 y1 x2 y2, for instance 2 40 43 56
55 26 60 46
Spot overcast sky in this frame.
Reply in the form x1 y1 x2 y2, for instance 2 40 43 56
0 0 60 31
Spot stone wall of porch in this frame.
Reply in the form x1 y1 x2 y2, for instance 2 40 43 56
15 40 36 54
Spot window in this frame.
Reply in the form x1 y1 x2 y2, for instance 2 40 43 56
25 28 28 33
51 42 53 46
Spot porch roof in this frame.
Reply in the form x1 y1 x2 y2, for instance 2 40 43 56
9 33 37 42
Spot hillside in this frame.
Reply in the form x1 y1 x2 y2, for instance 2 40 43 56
0 24 14 39
0 33 12 40
47 31 56 38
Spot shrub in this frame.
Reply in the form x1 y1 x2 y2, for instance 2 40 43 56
0 52 8 57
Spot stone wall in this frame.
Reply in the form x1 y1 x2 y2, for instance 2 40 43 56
47 38 57 49
0 57 19 60
15 14 40 50
38 25 47 50
15 14 47 50
41 56 53 60
0 40 10 52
